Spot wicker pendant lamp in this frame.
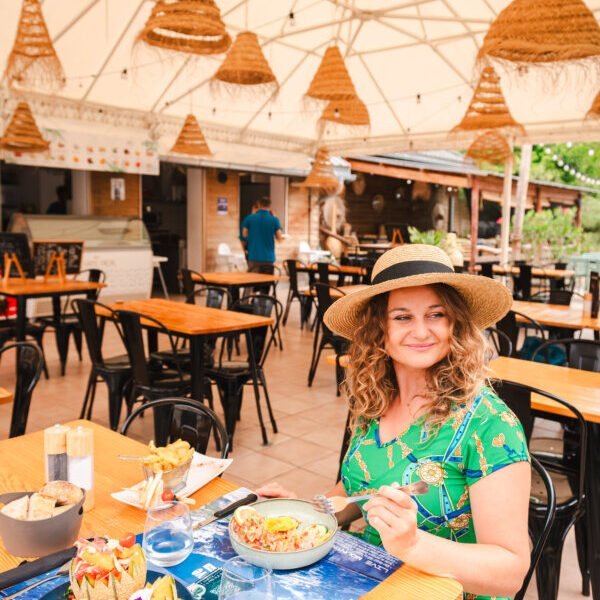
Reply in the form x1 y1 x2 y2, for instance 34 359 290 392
5 0 65 90
586 90 600 118
0 101 49 153
170 114 211 155
305 46 357 102
477 0 600 67
298 147 340 193
452 67 524 134
465 130 511 166
319 96 370 127
137 0 231 56
212 31 277 89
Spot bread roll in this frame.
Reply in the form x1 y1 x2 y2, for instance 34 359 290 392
28 493 56 520
1 495 29 520
40 481 83 506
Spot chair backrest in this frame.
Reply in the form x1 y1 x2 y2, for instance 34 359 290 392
532 338 600 372
73 299 123 365
0 342 43 438
284 259 301 294
515 456 557 600
530 290 573 306
514 265 533 300
485 327 513 357
493 379 587 508
480 263 494 278
180 269 206 299
120 398 230 458
117 310 184 388
313 282 346 320
187 285 232 309
496 310 546 357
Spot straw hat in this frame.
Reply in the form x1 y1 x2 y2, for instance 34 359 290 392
324 244 512 340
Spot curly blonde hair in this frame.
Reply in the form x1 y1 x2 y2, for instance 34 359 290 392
344 283 489 433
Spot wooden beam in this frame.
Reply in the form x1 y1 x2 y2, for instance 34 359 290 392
348 159 470 189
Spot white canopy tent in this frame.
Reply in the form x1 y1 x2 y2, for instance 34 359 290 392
2 0 600 173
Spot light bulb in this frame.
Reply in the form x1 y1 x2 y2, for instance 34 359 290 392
407 179 412 184
589 149 595 156
552 154 558 161
545 147 551 154
566 141 572 148
289 11 295 26
558 160 564 167
563 165 569 171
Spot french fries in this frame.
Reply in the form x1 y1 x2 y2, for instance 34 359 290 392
142 439 194 473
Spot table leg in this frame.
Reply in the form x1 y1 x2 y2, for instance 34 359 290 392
586 423 600 599
52 296 69 376
190 335 205 401
15 296 26 341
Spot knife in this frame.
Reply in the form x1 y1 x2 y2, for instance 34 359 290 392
192 493 258 530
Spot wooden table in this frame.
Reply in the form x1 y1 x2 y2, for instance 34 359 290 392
304 284 368 300
194 272 285 305
0 387 12 406
512 299 600 331
0 421 462 599
105 299 273 444
490 265 575 279
296 263 367 285
0 278 106 342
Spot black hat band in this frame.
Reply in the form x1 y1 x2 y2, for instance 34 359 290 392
371 260 454 285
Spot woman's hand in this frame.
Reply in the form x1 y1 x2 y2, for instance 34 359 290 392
256 482 298 499
364 485 418 558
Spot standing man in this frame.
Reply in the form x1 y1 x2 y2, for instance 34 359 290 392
239 200 259 259
242 196 282 273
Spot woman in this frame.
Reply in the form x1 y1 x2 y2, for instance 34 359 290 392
259 245 531 599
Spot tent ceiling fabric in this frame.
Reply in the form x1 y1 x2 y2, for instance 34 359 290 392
2 0 600 171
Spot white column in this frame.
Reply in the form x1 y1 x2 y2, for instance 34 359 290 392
270 175 288 232
512 143 532 260
71 170 90 215
500 149 514 267
187 167 205 271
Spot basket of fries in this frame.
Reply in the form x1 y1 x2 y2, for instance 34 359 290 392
141 439 194 494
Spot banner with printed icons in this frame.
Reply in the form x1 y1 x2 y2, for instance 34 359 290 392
1 126 159 175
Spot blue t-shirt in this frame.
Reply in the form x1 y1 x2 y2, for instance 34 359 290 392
244 209 281 262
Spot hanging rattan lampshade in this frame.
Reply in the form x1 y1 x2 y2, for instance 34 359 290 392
170 114 211 155
319 96 370 127
212 31 277 88
586 90 600 118
5 0 65 90
305 46 357 102
298 147 339 193
0 101 49 153
465 130 511 166
452 67 524 134
477 0 600 67
137 0 231 56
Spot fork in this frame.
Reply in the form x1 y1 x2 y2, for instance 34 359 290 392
4 561 72 600
313 480 429 515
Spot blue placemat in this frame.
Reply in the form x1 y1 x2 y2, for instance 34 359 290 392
2 488 402 600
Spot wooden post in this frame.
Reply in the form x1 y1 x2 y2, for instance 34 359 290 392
512 143 532 261
500 146 514 267
575 194 582 226
470 179 480 274
534 186 542 213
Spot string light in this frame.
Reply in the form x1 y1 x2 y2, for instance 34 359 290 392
540 144 600 186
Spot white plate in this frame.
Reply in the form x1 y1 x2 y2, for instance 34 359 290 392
111 452 232 510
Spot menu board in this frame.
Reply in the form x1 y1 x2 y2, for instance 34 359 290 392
0 233 33 277
32 241 83 276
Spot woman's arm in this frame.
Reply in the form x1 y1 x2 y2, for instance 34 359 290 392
365 461 531 598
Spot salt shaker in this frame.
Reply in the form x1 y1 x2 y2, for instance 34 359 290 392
67 426 94 511
44 424 69 482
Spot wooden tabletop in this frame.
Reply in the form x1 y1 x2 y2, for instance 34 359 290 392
0 387 12 406
512 299 600 331
0 422 462 598
107 298 273 336
493 265 575 278
354 243 393 251
489 356 600 424
0 278 106 298
194 272 285 286
327 354 600 424
298 263 367 276
303 284 368 299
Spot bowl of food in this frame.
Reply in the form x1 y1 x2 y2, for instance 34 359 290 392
228 498 337 570
0 481 84 557
141 439 194 494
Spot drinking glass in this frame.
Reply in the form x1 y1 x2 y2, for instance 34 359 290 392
218 557 274 599
142 501 194 566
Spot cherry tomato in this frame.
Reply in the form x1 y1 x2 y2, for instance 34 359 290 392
161 489 175 502
119 532 136 548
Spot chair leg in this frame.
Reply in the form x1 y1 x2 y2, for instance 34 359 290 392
106 375 129 431
574 515 591 596
30 331 50 379
307 320 322 387
80 370 95 419
85 376 99 420
54 327 70 376
258 370 278 434
282 289 293 326
73 328 83 361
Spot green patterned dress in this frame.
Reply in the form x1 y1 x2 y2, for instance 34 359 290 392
340 386 530 600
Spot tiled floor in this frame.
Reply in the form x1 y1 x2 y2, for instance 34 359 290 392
0 284 589 599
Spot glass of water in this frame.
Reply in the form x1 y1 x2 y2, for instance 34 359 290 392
218 557 274 599
142 501 194 566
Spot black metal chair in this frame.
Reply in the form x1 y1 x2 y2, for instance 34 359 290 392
180 268 206 299
532 338 600 372
496 310 546 359
307 283 349 396
515 456 557 600
494 379 587 600
514 264 533 300
315 262 346 288
74 299 132 431
480 262 495 278
485 327 513 357
0 342 43 438
529 290 583 307
121 398 230 458
282 259 311 329
206 294 280 447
